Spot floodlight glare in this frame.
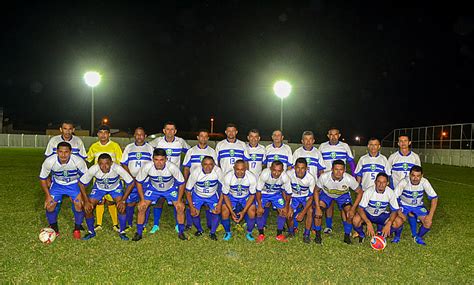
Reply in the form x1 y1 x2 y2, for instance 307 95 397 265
273 80 292 99
84 71 102 87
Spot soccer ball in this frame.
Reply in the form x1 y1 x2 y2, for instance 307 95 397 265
370 235 386 251
39 227 57 244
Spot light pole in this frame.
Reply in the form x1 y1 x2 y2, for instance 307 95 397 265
83 71 102 135
273 80 292 131
210 117 214 134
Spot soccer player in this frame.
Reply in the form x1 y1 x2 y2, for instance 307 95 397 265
286 158 317 243
314 160 363 244
120 127 154 231
86 125 123 232
354 138 391 191
264 130 293 171
318 128 356 234
215 123 250 174
132 148 187 241
45 120 87 159
292 131 325 178
39 142 88 239
394 165 438 245
221 160 257 241
246 129 266 177
255 161 292 243
352 173 403 243
388 134 421 188
185 156 224 240
80 153 135 240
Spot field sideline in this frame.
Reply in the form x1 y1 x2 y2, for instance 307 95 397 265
1 148 473 283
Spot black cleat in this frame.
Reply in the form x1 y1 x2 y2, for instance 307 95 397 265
358 236 365 243
287 232 295 238
194 231 204 237
344 234 352 244
209 233 218 241
184 225 192 231
132 233 142 241
303 235 311 243
314 232 322 244
178 233 188 240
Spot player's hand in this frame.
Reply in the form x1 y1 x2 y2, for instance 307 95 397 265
84 200 93 214
230 211 238 222
190 207 199 217
315 207 323 219
44 196 56 210
257 206 265 217
425 215 433 228
296 212 305 222
381 224 391 237
366 223 375 237
235 211 244 223
347 209 356 220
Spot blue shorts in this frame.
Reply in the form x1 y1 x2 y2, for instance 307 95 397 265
144 186 179 203
192 192 219 211
400 204 428 217
319 191 352 210
90 188 123 201
366 211 391 225
258 193 286 209
50 183 81 203
126 186 139 203
227 195 254 211
290 196 310 210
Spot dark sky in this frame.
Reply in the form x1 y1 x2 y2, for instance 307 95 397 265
2 1 473 143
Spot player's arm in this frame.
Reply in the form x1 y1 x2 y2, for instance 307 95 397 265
241 194 255 217
39 161 55 209
183 166 191 181
297 195 313 222
185 172 198 216
349 186 364 219
312 185 323 218
78 182 93 213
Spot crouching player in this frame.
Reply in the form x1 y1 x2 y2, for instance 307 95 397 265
395 165 438 245
186 156 224 241
79 153 134 240
221 160 257 241
39 142 88 238
352 172 403 243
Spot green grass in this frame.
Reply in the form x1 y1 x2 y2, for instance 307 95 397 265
1 148 473 283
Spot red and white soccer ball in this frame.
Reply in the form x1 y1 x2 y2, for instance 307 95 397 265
39 227 57 244
370 235 386 251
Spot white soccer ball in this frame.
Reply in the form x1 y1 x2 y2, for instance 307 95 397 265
39 227 57 244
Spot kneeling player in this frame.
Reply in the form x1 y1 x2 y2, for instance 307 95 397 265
395 165 438 245
80 153 134 240
221 160 257 241
352 172 403 243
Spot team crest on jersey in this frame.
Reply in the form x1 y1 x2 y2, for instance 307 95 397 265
204 181 210 188
158 176 163 182
375 201 381 208
237 185 242 191
370 164 376 171
413 192 418 198
63 170 68 177
104 178 109 184
274 154 279 161
230 149 235 157
296 184 301 191
166 149 173 156
306 157 311 164
403 163 409 171
278 198 284 205
136 152 142 159
331 152 337 159
421 208 427 213
342 185 348 190
251 154 257 161
115 189 121 193
170 191 177 198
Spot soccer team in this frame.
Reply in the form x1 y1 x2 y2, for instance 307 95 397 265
39 121 438 245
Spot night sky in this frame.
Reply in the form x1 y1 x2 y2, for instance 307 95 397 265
2 2 473 143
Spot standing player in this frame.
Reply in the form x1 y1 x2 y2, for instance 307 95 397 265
132 148 187 241
286 158 317 243
292 131 325 178
352 173 403 243
120 127 154 231
318 128 356 234
354 138 391 191
39 142 88 239
255 161 292 243
388 134 421 188
45 120 87 159
186 156 224 240
246 129 266 177
221 160 257 241
215 123 250 174
80 153 135 240
86 125 123 232
264 130 293 171
394 166 438 245
314 160 363 244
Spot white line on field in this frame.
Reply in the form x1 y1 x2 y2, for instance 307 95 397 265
429 177 474 188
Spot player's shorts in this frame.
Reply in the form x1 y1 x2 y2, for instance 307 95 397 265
400 204 428 217
50 182 81 203
126 186 139 203
290 196 311 210
144 185 179 203
90 188 123 201
258 193 286 209
319 191 352 210
192 192 219 212
365 211 391 225
227 195 254 211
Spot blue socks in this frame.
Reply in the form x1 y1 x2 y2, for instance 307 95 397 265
343 221 352 235
408 215 418 237
326 217 333 229
210 213 219 234
73 209 84 226
46 210 58 225
153 207 163 227
118 214 126 232
86 217 95 234
222 218 231 233
193 216 204 232
257 216 265 230
144 207 151 226
185 208 193 227
354 225 365 238
418 226 430 237
126 206 135 227
137 224 144 235
277 216 286 231
247 217 255 233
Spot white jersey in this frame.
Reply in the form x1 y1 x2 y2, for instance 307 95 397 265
136 162 185 191
355 152 391 191
121 142 154 177
182 144 217 174
80 163 133 191
292 146 326 178
316 172 360 198
215 139 250 174
39 155 88 186
45 135 87 159
185 167 223 198
222 171 257 199
149 136 190 167
264 143 293 170
388 151 421 187
359 186 399 217
287 170 316 198
319 141 355 172
246 144 266 177
395 177 437 208
256 168 292 195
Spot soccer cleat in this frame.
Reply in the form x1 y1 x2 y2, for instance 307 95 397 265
358 236 365 243
245 233 255 242
314 233 322 244
78 224 85 231
303 235 311 244
113 225 120 232
194 231 204 237
94 224 102 231
150 225 160 234
256 234 266 243
287 232 295 238
414 236 426 246
391 236 401 243
82 232 96 240
178 233 188 240
184 225 192 231
323 227 333 234
344 234 352 244
175 225 179 233
73 230 81 240
124 225 133 232
132 233 142 241
216 224 225 233
223 232 232 241
275 234 288 242
209 233 218 241
119 233 129 241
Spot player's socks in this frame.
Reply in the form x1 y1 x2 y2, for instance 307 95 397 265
173 207 178 226
118 214 127 233
408 215 418 237
137 224 144 236
303 228 310 236
222 218 231 233
153 207 163 227
74 210 84 227
263 207 270 226
343 221 352 235
96 204 105 226
256 216 265 231
144 207 151 226
210 213 219 234
418 226 430 238
86 217 96 234
46 210 58 225
126 206 135 227
247 217 255 233
177 224 185 234
108 204 119 226
325 217 333 229
205 210 212 229
54 202 62 215
353 225 365 238
192 216 204 232
277 216 286 234
185 208 193 227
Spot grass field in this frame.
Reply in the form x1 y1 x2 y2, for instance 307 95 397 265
1 148 473 283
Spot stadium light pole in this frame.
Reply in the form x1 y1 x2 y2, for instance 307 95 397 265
273 80 292 132
210 117 214 134
83 71 102 135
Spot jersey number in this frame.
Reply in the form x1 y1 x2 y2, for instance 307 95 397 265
230 158 236 165
145 190 152 197
251 162 256 168
135 161 142 167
